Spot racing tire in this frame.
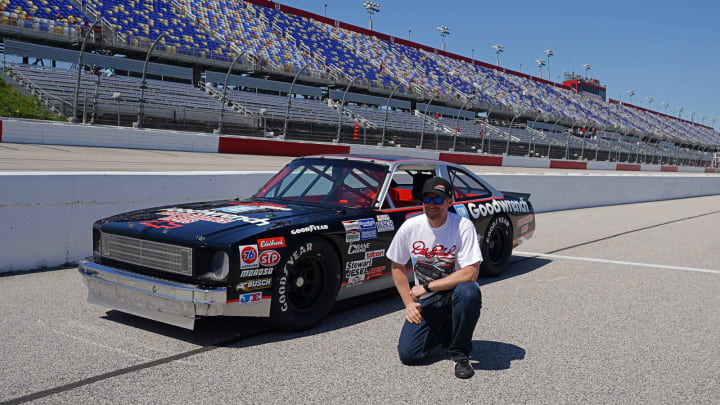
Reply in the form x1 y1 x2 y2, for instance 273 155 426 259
268 237 341 330
479 215 513 277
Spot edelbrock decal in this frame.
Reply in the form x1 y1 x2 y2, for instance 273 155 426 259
278 242 312 312
291 224 329 235
466 199 530 219
257 236 286 250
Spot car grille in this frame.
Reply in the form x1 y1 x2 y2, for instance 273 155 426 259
100 233 192 276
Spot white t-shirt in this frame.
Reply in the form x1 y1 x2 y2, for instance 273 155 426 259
386 212 483 299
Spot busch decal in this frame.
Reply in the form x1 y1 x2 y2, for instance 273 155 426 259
239 245 259 269
238 292 263 305
257 236 286 250
348 242 371 255
259 250 281 267
291 224 329 235
278 242 312 312
237 278 272 292
466 199 530 219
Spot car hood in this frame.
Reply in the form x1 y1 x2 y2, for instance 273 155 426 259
98 198 332 246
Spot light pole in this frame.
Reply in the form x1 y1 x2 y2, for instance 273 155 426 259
282 62 310 138
336 75 363 143
419 93 438 150
626 90 635 105
492 44 504 67
216 50 247 135
544 49 553 81
437 26 450 51
408 29 411 40
701 115 706 125
691 111 696 123
582 63 591 79
135 31 168 128
678 106 683 119
646 96 653 110
363 2 380 31
663 102 669 114
471 48 474 64
535 58 545 78
380 82 402 146
324 3 327 17
452 97 471 151
71 17 100 123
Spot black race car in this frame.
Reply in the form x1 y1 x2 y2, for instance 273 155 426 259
79 155 535 330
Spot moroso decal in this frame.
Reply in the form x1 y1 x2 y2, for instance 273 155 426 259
257 236 286 250
278 242 313 312
239 245 259 269
466 199 530 219
240 267 274 277
259 250 281 267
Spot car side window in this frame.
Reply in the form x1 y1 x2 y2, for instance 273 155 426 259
383 169 435 209
449 168 491 201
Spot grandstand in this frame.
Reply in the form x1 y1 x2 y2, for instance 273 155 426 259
0 0 717 166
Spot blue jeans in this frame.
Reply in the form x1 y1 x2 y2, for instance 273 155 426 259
397 281 482 363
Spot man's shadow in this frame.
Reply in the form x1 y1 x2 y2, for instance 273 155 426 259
417 340 525 371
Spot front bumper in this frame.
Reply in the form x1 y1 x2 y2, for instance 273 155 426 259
78 258 227 330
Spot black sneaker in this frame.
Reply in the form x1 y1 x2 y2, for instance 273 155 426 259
454 359 474 379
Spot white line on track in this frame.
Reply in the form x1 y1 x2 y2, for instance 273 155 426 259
514 251 720 275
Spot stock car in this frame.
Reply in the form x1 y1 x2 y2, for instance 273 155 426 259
79 155 535 330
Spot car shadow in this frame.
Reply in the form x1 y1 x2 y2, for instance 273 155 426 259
101 256 552 347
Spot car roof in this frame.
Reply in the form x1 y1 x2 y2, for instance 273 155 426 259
303 154 442 165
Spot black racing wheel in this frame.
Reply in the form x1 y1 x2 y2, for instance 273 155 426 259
480 216 513 277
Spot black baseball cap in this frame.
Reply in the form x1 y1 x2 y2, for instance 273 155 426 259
422 177 453 200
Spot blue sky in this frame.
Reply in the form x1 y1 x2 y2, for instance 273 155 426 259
282 0 720 128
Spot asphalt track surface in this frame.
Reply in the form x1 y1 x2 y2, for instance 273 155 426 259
2 195 720 404
1 142 718 176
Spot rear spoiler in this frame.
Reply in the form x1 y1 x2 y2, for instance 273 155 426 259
501 191 531 200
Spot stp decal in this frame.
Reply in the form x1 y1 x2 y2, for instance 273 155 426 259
239 244 259 269
259 250 281 267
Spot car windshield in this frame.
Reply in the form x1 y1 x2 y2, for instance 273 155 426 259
255 158 388 208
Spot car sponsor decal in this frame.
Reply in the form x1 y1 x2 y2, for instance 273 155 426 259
466 199 530 219
346 259 373 271
376 214 395 232
358 218 376 229
342 220 361 231
517 214 534 227
366 265 387 280
238 292 263 305
291 224 329 235
139 220 184 229
365 249 385 259
240 267 274 277
236 278 272 292
346 259 373 286
346 230 361 242
216 203 291 214
521 224 529 234
239 245 259 269
453 204 470 219
257 236 286 250
278 242 312 312
347 242 371 255
155 207 271 226
360 229 378 240
259 250 281 267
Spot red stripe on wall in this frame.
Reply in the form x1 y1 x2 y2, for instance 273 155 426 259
438 153 503 166
705 168 716 173
660 166 679 172
0 120 3 143
549 160 587 169
218 137 350 156
616 164 641 171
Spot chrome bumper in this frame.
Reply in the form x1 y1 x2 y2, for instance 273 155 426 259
78 258 227 330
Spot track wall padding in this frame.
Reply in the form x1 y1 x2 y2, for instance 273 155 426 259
2 171 720 273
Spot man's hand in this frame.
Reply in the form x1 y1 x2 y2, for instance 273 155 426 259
409 284 428 301
405 302 422 324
